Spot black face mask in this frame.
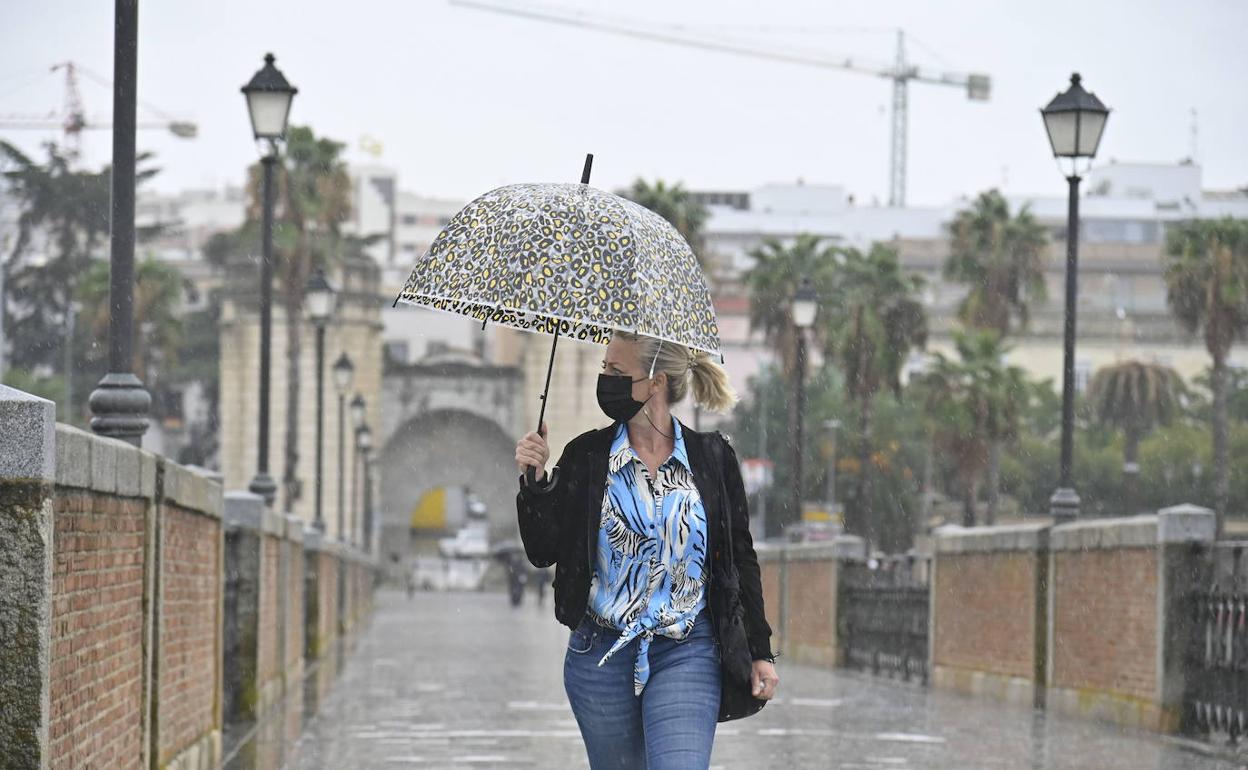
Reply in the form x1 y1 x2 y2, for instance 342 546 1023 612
596 373 651 423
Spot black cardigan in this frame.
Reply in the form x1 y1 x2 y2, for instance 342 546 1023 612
515 421 775 662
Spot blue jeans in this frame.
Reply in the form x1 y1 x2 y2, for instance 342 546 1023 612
563 610 721 770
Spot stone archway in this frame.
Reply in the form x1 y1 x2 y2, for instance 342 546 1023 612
378 408 519 565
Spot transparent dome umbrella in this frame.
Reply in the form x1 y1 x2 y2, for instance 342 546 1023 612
394 155 722 487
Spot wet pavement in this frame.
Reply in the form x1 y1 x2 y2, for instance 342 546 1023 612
282 589 1243 769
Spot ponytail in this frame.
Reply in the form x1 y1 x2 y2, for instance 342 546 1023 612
688 350 738 413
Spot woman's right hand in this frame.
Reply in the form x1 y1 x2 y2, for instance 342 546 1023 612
515 422 551 479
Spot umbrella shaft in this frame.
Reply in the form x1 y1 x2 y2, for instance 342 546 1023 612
536 326 560 431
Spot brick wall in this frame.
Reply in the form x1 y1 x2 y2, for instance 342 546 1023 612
156 505 221 766
1051 548 1158 700
49 491 147 770
258 535 281 686
933 551 1037 680
3 394 381 769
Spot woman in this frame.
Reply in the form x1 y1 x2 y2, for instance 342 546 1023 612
514 332 778 770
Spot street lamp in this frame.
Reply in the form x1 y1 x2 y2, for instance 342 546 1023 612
243 52 297 505
356 422 373 550
307 270 336 532
790 277 818 535
1041 72 1110 524
350 394 367 545
88 0 151 445
333 354 354 540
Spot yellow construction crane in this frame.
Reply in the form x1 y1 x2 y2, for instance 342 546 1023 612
0 61 196 162
451 0 990 207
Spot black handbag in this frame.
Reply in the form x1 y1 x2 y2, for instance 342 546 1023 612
709 433 768 722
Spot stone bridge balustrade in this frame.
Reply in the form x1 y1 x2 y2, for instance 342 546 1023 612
0 384 381 770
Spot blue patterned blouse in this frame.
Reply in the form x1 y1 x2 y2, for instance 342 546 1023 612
586 418 709 695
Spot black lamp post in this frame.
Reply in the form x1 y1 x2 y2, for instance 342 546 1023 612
350 394 367 544
1041 73 1110 524
88 0 151 445
242 53 297 505
307 270 335 532
790 277 818 536
356 423 373 551
334 356 355 540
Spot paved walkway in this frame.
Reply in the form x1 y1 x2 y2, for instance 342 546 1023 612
281 589 1241 769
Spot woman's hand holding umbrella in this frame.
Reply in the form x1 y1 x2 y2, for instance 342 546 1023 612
515 423 551 481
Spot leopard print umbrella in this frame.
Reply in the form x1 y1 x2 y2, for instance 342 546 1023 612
395 182 722 357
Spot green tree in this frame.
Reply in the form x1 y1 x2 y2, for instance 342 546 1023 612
242 126 353 511
1 141 109 373
822 243 927 543
730 363 922 551
1087 360 1186 513
1190 365 1248 423
744 234 842 533
944 189 1048 335
620 179 709 266
920 331 1028 525
1164 217 1248 537
744 234 840 378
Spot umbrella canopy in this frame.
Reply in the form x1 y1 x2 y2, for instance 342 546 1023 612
395 182 722 357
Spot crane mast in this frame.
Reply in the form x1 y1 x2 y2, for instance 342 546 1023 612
451 0 991 206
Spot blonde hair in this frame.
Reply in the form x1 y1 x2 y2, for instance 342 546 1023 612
615 331 738 413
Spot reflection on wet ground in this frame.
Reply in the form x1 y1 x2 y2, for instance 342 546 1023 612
257 590 1243 769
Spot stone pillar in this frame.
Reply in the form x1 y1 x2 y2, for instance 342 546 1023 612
222 492 264 726
0 386 56 769
303 528 323 660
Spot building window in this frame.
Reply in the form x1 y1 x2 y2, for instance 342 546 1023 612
1075 359 1093 394
385 340 410 364
400 214 418 226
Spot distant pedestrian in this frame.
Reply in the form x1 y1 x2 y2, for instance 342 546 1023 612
514 334 778 770
505 552 526 607
532 566 551 606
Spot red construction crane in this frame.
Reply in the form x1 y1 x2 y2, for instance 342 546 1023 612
0 61 196 162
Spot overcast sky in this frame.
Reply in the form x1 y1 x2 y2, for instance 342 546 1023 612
2 0 1246 207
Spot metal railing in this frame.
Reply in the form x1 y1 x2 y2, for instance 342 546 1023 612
1183 542 1248 742
839 558 930 685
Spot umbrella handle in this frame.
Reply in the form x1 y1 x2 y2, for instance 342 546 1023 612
524 464 559 491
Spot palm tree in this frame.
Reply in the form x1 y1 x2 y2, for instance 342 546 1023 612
620 179 709 266
744 234 840 378
823 243 928 542
980 341 1029 525
944 189 1048 335
744 234 841 532
1164 217 1248 537
244 126 353 512
1088 360 1186 511
921 331 1027 526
